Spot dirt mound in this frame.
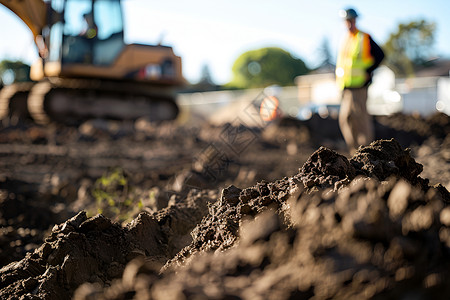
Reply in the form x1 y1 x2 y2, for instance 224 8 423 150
297 139 427 191
133 178 449 300
67 138 450 300
0 110 449 300
165 139 435 269
0 190 214 299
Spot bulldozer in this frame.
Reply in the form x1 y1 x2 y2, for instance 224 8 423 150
0 0 184 125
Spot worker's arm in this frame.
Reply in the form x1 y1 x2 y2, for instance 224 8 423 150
363 35 385 86
367 36 385 74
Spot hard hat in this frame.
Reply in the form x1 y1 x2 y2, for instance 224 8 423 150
339 8 358 20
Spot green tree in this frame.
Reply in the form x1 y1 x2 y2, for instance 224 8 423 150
227 47 309 89
0 59 31 85
383 19 436 77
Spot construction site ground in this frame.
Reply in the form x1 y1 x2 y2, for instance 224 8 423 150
0 103 449 299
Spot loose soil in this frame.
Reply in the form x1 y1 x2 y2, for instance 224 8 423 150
0 112 449 299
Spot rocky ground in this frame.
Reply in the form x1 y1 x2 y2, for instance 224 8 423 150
0 110 449 299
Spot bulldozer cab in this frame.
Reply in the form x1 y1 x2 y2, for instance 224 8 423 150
46 0 125 66
39 0 182 84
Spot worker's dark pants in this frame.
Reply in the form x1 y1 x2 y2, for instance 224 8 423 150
339 87 374 154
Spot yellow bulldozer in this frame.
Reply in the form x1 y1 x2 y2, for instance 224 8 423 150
0 0 184 125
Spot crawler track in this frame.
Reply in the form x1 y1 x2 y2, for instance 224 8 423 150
1 78 179 125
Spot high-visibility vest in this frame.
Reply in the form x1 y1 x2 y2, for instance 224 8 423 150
335 31 374 89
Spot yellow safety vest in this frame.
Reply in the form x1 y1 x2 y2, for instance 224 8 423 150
336 31 374 89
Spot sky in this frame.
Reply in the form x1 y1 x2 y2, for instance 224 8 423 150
1 0 449 85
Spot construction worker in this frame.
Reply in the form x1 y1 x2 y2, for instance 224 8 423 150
335 8 384 154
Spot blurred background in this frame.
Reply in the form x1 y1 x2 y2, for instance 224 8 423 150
1 0 450 120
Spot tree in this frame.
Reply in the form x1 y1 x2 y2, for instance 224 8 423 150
189 63 219 92
383 19 436 77
227 47 309 89
0 59 31 85
317 37 334 69
198 64 215 86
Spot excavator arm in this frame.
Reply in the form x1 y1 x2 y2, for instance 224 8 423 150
0 0 47 38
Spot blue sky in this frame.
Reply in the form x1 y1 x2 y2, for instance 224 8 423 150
1 0 449 84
